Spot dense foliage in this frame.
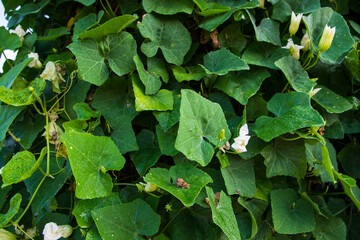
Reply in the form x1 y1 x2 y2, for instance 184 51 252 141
0 0 360 239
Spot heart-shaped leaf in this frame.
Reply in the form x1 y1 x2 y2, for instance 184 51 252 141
92 199 161 240
142 0 194 15
144 163 213 207
61 132 125 199
175 89 231 166
200 48 249 75
312 85 353 113
138 13 191 65
254 92 324 142
303 7 355 64
271 188 315 234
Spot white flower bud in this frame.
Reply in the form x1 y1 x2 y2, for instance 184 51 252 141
319 24 336 53
282 38 304 60
309 87 322 98
139 181 158 192
9 25 26 42
289 12 303 36
301 32 311 51
27 52 42 68
43 222 73 240
231 124 251 153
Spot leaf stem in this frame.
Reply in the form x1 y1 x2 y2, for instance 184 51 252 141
160 207 186 235
14 175 47 224
7 130 27 150
12 222 35 240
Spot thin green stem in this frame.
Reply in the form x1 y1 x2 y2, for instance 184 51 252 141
29 88 45 112
281 82 289 93
114 183 137 186
100 0 111 16
279 132 311 141
7 130 27 150
49 76 74 113
304 54 320 71
45 111 51 176
160 207 187 234
32 102 44 115
2 52 13 67
14 175 47 223
105 0 116 17
12 222 35 240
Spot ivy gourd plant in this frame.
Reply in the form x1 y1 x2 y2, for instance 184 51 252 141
0 0 360 239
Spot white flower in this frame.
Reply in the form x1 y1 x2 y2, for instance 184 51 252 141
0 167 3 175
319 24 336 53
140 181 158 192
301 32 311 51
219 141 230 153
289 12 303 36
282 38 304 60
27 52 42 68
9 25 26 42
40 61 65 93
309 87 322 98
231 124 251 153
43 223 72 240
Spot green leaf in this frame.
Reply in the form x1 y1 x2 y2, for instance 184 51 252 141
92 199 161 240
74 0 96 6
92 77 139 154
205 187 241 240
133 54 162 95
37 27 70 41
0 105 25 141
79 15 137 40
130 130 162 176
261 139 307 178
68 39 108 86
0 27 21 51
2 148 46 188
237 197 268 239
144 163 213 207
242 42 289 70
0 78 46 106
338 145 360 179
138 13 192 65
147 56 169 83
215 68 270 105
0 193 21 227
72 193 121 228
153 92 181 131
271 0 321 22
24 158 71 215
334 172 360 210
142 0 194 14
64 80 91 120
175 89 231 166
270 188 315 234
132 74 174 112
171 65 207 82
312 85 353 113
312 216 346 240
221 155 256 197
303 7 355 64
344 47 360 83
63 120 87 133
69 32 137 86
0 58 32 88
156 124 179 156
12 114 45 149
106 32 137 77
14 0 50 15
200 48 249 75
73 11 104 41
61 132 125 199
247 11 281 46
275 56 316 93
254 92 324 142
86 228 102 240
218 22 247 56
73 102 101 121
